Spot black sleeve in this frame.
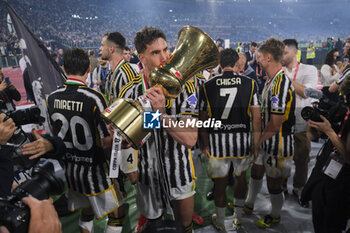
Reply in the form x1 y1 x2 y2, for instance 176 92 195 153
26 133 66 160
41 134 67 160
6 86 21 102
0 146 14 197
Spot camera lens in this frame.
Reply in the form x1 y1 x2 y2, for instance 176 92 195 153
12 159 65 200
8 106 45 126
301 106 314 121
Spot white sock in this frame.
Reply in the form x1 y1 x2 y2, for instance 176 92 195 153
234 198 245 218
245 178 263 207
104 225 122 233
216 206 226 225
270 192 284 218
79 220 93 233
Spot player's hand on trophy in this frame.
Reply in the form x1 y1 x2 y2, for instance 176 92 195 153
121 138 133 149
144 87 165 114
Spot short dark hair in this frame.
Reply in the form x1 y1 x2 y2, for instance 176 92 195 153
324 48 338 66
259 38 285 62
283 39 298 49
124 46 131 51
220 48 239 68
104 32 126 50
251 42 257 47
134 27 166 54
63 48 90 76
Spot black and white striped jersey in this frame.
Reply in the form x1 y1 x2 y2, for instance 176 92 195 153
188 73 206 151
119 74 197 188
105 59 137 104
47 81 112 195
336 63 350 85
161 81 198 188
261 69 295 158
199 71 259 158
118 74 161 186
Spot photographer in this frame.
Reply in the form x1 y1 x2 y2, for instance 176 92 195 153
0 110 66 196
0 67 21 112
0 113 16 197
0 197 62 233
303 76 350 233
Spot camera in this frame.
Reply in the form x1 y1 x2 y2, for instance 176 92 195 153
0 159 65 233
7 106 45 127
5 106 45 147
301 96 347 123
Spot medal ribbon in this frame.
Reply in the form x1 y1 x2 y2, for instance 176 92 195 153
105 59 126 102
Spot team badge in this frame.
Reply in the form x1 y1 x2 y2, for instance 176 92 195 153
187 94 198 109
271 95 279 108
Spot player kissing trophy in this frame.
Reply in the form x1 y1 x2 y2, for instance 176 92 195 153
101 26 219 148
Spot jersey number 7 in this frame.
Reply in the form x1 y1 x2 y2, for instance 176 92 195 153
220 87 238 120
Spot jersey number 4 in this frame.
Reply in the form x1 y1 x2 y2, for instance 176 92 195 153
220 87 237 119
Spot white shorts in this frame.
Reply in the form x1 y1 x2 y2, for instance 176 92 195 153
169 180 196 201
120 147 138 174
136 180 195 219
136 182 164 219
208 156 251 178
191 148 204 176
255 150 293 178
67 184 121 219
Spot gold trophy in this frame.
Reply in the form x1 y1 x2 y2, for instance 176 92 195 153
101 26 220 149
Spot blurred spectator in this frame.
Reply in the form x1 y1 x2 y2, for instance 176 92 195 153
57 49 63 67
335 38 344 61
0 67 21 112
245 42 257 66
324 38 333 51
88 50 98 72
91 56 109 93
320 49 343 101
306 42 316 65
236 52 257 82
123 46 139 74
236 43 243 52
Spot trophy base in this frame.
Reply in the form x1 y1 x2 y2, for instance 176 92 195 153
101 98 150 149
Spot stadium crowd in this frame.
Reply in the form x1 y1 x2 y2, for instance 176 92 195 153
0 0 349 56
